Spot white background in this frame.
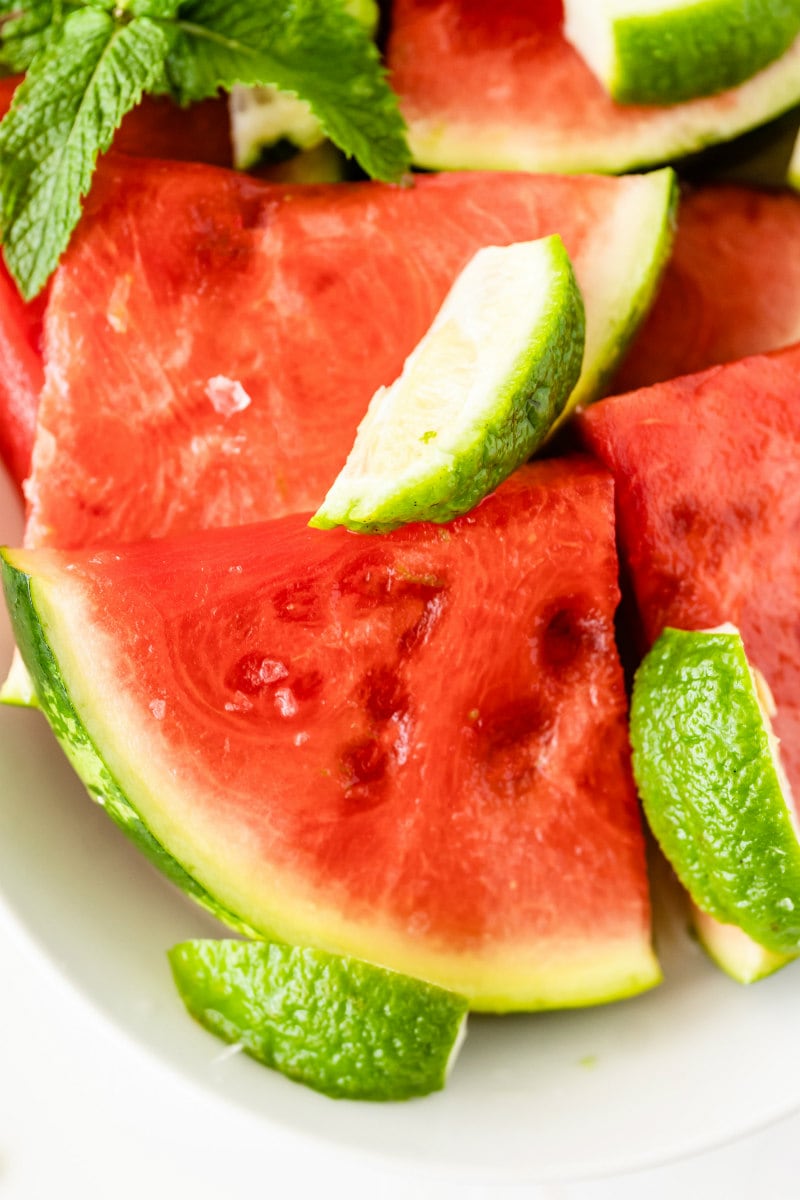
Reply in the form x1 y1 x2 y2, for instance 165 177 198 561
2 903 800 1200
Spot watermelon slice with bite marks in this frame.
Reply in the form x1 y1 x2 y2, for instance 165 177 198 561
24 156 674 550
615 185 800 392
387 0 800 175
1 460 660 1010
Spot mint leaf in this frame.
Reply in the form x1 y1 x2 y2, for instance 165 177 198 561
0 8 174 299
166 0 410 182
0 0 79 71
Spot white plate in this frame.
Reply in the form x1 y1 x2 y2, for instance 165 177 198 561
1 464 799 1185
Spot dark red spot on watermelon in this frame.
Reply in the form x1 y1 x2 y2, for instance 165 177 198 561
273 581 322 624
537 595 605 676
361 666 409 723
341 739 389 808
225 652 288 695
398 586 447 655
478 696 552 753
292 669 324 703
337 553 394 606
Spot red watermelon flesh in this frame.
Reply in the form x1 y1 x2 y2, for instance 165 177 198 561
4 459 658 1008
0 259 45 491
26 156 669 549
615 186 800 392
387 0 800 174
0 79 232 489
580 343 800 798
0 76 232 167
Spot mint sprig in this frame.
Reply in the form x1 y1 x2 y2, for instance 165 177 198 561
166 0 408 184
0 0 410 299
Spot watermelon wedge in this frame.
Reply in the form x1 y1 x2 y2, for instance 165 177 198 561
387 1 800 174
1 460 660 1011
25 157 674 550
615 185 800 392
581 346 800 981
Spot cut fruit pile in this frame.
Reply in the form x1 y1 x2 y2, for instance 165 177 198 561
2 2 800 1103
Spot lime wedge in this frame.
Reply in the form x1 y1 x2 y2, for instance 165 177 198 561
789 128 800 188
631 625 800 957
564 0 800 105
310 236 585 534
169 940 468 1101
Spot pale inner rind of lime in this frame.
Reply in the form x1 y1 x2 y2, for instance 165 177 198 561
311 235 585 532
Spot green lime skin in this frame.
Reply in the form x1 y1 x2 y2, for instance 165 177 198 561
169 940 468 1102
789 127 800 188
612 1 800 105
631 628 800 956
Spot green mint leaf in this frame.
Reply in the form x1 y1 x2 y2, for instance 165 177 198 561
0 8 174 298
0 0 79 72
166 0 410 182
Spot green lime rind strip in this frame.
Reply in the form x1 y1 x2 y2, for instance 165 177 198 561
789 128 800 189
169 939 468 1101
310 236 585 534
691 905 794 985
0 552 258 938
631 628 800 956
564 0 800 106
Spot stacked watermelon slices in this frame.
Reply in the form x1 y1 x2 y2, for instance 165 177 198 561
2 2 800 1094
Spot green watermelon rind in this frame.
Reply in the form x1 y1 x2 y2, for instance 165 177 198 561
564 0 800 107
405 35 800 175
1 548 662 1012
631 627 800 956
1 555 259 939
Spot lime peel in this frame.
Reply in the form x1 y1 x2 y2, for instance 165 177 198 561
631 626 800 956
563 0 800 106
169 939 469 1102
789 128 800 189
311 235 585 534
